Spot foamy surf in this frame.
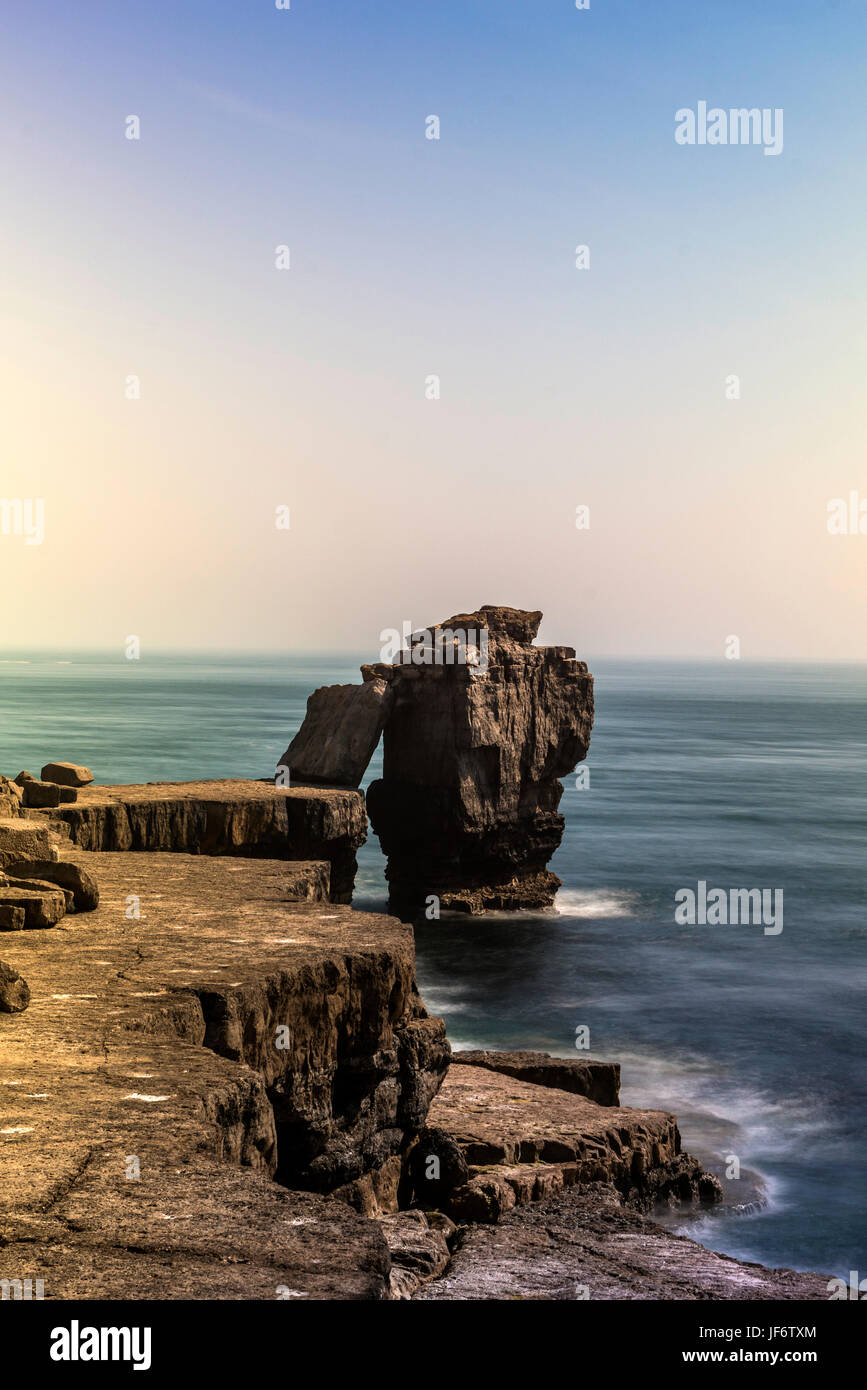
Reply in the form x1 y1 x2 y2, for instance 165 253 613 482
554 888 641 919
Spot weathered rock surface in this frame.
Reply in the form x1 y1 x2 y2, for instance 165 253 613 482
41 780 367 902
0 776 24 818
0 958 30 1012
0 848 448 1301
366 605 594 914
0 905 26 931
413 1065 721 1220
22 779 62 809
415 1183 830 1301
4 858 99 912
0 884 67 928
454 1050 620 1106
282 680 394 788
0 818 63 869
379 1209 451 1298
41 761 94 787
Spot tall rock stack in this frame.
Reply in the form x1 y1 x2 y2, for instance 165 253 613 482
365 606 594 915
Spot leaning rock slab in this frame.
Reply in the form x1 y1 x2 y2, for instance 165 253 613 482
40 761 94 787
281 679 394 788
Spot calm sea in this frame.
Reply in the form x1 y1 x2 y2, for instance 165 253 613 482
1 651 864 1280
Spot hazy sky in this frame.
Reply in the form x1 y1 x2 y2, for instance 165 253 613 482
1 1 865 659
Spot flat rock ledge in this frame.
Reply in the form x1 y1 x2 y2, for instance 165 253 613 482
31 780 367 902
453 1049 621 1106
0 850 447 1300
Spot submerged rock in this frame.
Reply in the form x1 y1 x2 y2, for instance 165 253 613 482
41 761 94 788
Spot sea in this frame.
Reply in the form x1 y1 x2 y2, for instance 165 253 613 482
1 650 864 1282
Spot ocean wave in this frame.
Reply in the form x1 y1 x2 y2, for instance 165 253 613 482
555 888 641 919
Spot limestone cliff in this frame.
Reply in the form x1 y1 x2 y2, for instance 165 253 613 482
366 606 594 914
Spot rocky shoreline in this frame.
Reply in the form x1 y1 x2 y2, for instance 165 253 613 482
0 774 830 1301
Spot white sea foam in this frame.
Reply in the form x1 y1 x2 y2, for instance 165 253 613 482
554 888 641 919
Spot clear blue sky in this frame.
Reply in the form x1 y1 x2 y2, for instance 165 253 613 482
2 1 865 657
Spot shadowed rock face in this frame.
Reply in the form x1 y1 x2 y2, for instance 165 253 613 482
366 606 594 915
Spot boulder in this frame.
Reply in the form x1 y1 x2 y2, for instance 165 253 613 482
0 819 60 869
13 771 35 786
0 958 30 1012
40 762 94 788
58 787 78 804
0 885 67 928
6 859 99 912
280 679 394 788
0 776 23 819
6 878 75 912
0 904 26 932
22 780 61 809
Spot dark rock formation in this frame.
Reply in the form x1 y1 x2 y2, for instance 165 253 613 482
0 904 25 931
454 1050 620 1106
41 761 94 787
366 605 594 914
43 780 367 903
282 679 394 787
416 1065 722 1221
0 958 30 1012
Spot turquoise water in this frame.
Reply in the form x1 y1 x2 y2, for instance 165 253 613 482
1 651 864 1280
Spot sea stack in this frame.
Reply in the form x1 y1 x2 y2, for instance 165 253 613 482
365 606 593 915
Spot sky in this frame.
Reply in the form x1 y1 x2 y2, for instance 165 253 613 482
1 0 866 659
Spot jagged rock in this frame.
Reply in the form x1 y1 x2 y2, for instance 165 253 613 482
454 1050 620 1106
0 958 30 1012
366 605 594 914
408 1126 470 1208
281 679 394 788
0 819 61 869
5 859 99 912
40 761 94 788
0 885 66 928
0 905 26 932
426 1064 721 1220
13 771 35 786
378 1210 450 1298
22 779 61 809
0 777 23 819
